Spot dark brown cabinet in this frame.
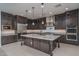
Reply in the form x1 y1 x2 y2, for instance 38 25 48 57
15 15 27 24
27 19 37 29
65 9 79 45
32 39 40 49
22 36 59 55
38 18 46 29
57 9 79 45
55 13 66 29
1 12 17 45
27 17 46 29
1 12 12 25
24 37 32 47
1 35 17 45
66 9 78 28
1 12 16 30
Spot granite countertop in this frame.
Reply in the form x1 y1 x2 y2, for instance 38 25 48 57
52 30 66 35
1 30 16 36
21 34 61 41
23 30 66 35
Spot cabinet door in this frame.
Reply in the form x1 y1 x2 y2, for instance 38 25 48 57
1 12 14 30
17 16 27 24
55 13 66 29
27 18 46 29
1 36 8 45
1 35 17 45
38 18 46 29
40 40 49 53
66 9 78 28
24 37 32 47
12 16 17 30
32 39 40 49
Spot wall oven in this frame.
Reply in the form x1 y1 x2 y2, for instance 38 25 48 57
2 25 12 30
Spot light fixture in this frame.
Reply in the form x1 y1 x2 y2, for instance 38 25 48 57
25 10 28 17
25 10 28 12
65 8 69 11
32 7 35 19
65 8 69 15
25 10 28 26
42 21 44 24
41 3 44 17
49 12 52 15
28 10 32 13
41 3 44 8
32 22 35 25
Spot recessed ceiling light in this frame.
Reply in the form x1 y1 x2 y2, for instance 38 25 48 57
28 10 32 13
65 8 69 11
49 12 52 14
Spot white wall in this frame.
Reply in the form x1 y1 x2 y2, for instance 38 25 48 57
0 11 1 47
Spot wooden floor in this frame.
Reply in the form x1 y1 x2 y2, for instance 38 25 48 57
1 42 79 56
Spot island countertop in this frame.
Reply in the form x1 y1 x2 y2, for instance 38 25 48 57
21 34 61 41
21 34 61 56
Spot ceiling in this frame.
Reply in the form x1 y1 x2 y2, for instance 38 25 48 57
0 3 79 19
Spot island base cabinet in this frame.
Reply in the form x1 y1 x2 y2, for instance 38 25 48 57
23 37 57 55
32 39 50 54
23 37 33 47
1 35 17 45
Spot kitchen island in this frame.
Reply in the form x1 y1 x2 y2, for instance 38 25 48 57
21 34 61 56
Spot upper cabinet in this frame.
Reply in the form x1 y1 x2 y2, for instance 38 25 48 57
55 9 78 30
38 17 46 29
66 9 78 28
1 12 13 25
55 13 66 29
1 12 16 30
27 17 46 29
15 15 27 24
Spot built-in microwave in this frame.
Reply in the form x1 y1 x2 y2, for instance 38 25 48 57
2 25 12 30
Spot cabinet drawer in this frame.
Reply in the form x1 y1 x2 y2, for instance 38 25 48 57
1 35 17 45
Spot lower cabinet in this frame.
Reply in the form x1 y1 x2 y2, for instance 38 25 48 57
1 35 17 45
23 37 32 47
32 39 50 53
23 37 57 54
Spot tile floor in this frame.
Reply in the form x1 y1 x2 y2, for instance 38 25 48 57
1 42 79 56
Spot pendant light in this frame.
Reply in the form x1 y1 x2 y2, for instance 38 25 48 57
32 7 35 19
41 3 44 17
42 21 44 24
32 22 35 25
32 7 35 25
25 10 28 15
25 10 28 26
41 3 45 24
